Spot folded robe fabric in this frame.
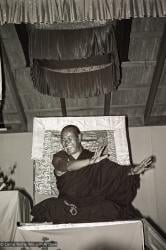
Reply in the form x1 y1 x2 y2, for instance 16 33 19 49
31 149 142 223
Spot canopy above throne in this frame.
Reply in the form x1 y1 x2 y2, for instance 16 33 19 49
0 0 165 101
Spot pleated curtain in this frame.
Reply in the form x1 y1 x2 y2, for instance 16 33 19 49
29 24 121 97
0 0 165 24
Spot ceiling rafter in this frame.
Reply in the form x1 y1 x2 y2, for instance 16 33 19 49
1 43 27 132
60 98 67 117
144 24 166 125
104 92 111 116
149 116 166 126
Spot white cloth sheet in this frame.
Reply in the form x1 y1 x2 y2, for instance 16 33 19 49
14 220 144 250
0 191 31 241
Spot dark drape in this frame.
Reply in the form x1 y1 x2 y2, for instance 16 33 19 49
31 59 119 98
29 24 118 61
30 24 121 97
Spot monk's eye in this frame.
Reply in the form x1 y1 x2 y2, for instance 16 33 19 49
62 137 72 144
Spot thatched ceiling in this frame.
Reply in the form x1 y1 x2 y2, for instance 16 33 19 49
0 16 166 133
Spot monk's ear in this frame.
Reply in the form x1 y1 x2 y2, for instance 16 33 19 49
78 133 82 142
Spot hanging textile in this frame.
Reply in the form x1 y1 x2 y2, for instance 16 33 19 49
0 0 165 25
31 54 120 98
29 24 116 61
30 22 120 98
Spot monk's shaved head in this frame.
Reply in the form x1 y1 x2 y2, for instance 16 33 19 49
61 125 81 139
60 125 82 157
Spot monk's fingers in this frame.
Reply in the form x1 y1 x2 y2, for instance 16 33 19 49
144 163 155 170
143 160 153 170
144 157 153 164
95 154 108 164
141 157 153 168
136 163 151 173
133 156 155 174
100 155 108 161
98 145 106 155
94 145 106 159
92 151 101 162
93 148 100 159
141 164 155 174
143 158 153 166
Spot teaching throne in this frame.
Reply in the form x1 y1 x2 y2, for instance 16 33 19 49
15 116 166 250
31 116 131 205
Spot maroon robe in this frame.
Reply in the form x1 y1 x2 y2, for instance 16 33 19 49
31 149 141 223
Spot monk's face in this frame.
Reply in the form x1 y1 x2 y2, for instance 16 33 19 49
61 128 81 156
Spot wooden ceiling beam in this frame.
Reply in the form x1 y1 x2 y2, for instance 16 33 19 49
1 44 27 132
0 122 24 133
104 92 111 116
119 85 166 90
148 116 166 126
60 98 67 117
130 31 162 38
122 61 157 67
144 24 166 125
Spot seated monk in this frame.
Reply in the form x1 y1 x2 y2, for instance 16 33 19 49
31 125 154 224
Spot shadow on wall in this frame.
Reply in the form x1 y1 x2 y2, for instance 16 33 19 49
0 163 33 209
146 216 166 240
15 187 33 209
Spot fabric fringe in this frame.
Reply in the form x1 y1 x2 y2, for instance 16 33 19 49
29 23 120 98
36 55 112 69
31 59 120 98
0 0 165 24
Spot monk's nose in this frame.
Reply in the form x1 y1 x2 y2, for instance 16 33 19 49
64 138 71 146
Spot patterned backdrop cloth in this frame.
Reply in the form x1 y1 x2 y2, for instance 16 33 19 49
32 116 130 199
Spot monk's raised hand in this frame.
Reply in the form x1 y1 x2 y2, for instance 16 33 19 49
129 156 155 175
90 145 108 164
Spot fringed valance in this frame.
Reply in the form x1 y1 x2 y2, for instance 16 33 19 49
41 63 112 74
30 23 120 98
31 57 120 98
34 55 112 69
31 22 109 30
29 24 116 61
0 0 165 25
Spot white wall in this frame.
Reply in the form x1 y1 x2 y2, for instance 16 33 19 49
0 126 166 233
129 126 166 234
0 133 33 197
